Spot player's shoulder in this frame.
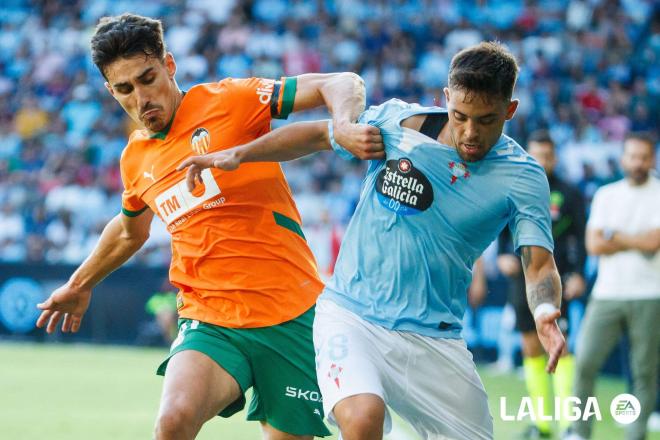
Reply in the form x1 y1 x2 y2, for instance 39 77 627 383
208 77 273 94
181 78 248 97
491 135 542 170
188 77 275 110
360 98 444 126
184 81 228 98
360 98 411 124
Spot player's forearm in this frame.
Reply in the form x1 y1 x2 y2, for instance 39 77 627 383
68 214 148 290
521 246 562 311
525 269 562 312
318 72 366 125
236 121 331 163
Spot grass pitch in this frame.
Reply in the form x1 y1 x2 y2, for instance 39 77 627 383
0 342 656 439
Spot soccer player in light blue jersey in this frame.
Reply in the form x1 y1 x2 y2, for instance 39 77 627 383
179 42 566 440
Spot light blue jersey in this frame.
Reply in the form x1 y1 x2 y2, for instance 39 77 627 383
322 99 554 338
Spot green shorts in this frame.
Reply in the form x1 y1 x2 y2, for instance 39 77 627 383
157 306 330 437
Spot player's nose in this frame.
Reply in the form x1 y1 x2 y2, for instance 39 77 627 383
464 119 479 140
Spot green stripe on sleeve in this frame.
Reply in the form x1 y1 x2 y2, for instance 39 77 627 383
275 77 297 120
273 211 306 240
121 206 149 217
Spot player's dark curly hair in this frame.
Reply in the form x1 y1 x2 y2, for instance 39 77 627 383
448 41 519 102
91 13 166 78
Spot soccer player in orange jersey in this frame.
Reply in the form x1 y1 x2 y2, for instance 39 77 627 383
35 13 383 440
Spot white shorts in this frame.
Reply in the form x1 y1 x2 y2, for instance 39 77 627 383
313 298 493 440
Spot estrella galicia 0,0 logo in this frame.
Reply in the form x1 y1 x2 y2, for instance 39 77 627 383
376 158 433 215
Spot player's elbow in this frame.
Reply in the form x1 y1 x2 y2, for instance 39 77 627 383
119 227 150 249
341 71 365 87
328 72 365 95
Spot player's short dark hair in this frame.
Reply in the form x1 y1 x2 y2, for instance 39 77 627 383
624 131 656 154
91 13 166 78
448 41 519 102
528 130 555 149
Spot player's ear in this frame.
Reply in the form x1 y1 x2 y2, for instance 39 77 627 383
164 52 176 79
104 82 115 97
505 99 519 120
443 87 450 105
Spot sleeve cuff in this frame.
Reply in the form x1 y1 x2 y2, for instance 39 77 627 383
122 206 149 217
327 120 355 161
272 77 297 120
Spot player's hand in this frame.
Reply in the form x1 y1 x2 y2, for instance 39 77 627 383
496 254 522 277
563 273 586 300
534 309 566 373
36 283 92 334
177 150 241 191
333 121 384 160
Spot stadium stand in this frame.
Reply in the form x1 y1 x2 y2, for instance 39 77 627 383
0 0 657 272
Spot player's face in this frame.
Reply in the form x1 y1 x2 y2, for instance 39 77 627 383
443 87 518 162
104 53 179 134
621 138 655 185
527 141 556 175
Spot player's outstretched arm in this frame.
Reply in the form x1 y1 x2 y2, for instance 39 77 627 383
178 120 353 191
468 257 487 308
292 73 384 160
520 245 566 373
36 210 153 333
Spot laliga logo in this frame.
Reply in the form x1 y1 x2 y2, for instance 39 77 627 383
500 397 602 423
500 393 641 424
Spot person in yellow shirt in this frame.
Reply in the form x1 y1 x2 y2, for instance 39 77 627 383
36 13 383 440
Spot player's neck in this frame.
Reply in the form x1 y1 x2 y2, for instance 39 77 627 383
146 88 184 137
436 122 454 147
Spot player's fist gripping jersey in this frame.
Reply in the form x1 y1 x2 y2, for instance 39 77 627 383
120 77 324 328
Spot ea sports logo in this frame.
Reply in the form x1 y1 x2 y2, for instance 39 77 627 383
191 128 210 155
610 394 640 424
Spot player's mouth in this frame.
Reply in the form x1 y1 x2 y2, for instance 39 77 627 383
141 108 161 120
461 143 481 153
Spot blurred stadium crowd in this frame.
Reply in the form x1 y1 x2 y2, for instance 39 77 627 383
0 0 658 270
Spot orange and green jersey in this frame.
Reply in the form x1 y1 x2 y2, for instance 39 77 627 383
120 77 324 328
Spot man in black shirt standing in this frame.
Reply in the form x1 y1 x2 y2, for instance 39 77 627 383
496 130 587 439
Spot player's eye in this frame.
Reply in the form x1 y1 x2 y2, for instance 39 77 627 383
116 86 132 94
142 76 155 84
480 117 495 125
454 112 467 121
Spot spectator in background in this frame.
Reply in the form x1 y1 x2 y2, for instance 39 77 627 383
568 132 660 440
0 201 26 261
14 95 49 139
137 280 178 346
0 0 657 268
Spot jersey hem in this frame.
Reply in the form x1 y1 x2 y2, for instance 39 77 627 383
319 291 463 339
